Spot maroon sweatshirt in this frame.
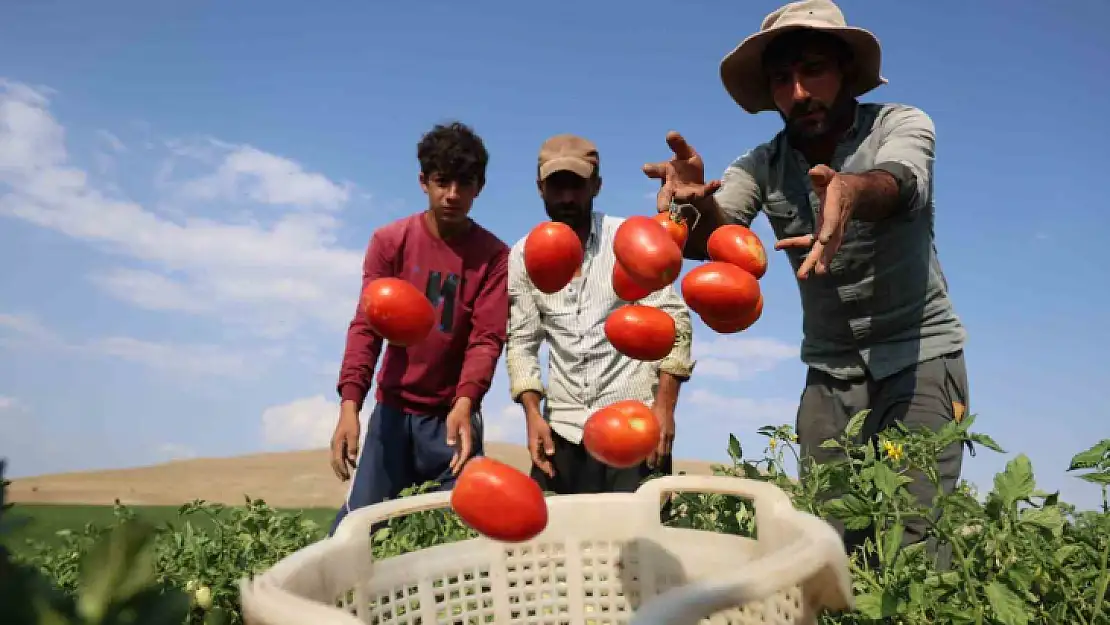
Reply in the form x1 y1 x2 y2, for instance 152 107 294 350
337 213 510 415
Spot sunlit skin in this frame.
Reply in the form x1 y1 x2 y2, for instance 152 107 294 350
420 172 482 240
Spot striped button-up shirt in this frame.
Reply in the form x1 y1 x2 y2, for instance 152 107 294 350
712 102 966 381
506 211 695 444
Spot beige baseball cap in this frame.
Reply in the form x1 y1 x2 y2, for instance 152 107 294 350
537 134 599 180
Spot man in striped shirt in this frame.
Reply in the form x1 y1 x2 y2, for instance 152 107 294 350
506 134 696 495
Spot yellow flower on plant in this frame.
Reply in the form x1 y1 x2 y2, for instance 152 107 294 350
769 438 777 450
791 433 798 443
882 440 904 462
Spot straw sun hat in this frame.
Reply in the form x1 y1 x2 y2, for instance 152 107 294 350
719 0 888 114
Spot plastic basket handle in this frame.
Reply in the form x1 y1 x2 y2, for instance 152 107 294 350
331 490 454 542
633 475 794 511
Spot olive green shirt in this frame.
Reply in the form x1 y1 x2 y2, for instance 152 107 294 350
711 102 966 381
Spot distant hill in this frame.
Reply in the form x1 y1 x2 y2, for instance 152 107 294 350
6 442 722 508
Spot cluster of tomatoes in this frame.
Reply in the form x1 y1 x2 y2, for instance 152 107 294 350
355 210 767 546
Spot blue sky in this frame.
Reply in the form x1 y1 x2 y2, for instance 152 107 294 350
0 1 1106 509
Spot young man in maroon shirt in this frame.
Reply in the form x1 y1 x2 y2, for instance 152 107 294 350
327 122 510 535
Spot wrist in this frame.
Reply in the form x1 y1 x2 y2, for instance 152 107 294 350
453 396 473 411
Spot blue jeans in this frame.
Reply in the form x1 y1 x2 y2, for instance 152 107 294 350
329 402 484 536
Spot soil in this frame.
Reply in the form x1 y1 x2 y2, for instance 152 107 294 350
6 443 720 508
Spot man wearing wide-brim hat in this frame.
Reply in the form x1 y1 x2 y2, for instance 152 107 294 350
644 0 969 565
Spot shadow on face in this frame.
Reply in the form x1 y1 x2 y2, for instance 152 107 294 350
537 170 601 231
421 171 483 228
763 30 856 142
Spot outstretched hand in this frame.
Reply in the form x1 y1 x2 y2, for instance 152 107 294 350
774 164 855 279
642 131 721 213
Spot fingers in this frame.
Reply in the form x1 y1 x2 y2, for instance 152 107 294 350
531 431 556 478
345 431 359 468
642 161 669 180
795 239 825 279
448 420 473 475
330 439 349 481
808 164 835 189
656 180 675 212
774 234 815 250
665 131 695 160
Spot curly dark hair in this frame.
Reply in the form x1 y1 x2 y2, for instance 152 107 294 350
416 121 489 187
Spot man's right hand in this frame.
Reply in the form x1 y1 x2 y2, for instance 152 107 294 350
526 411 556 478
330 400 361 482
642 131 722 213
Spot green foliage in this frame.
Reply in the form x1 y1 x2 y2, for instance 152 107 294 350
4 416 1110 625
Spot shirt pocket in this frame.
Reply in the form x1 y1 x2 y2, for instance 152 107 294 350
762 190 811 239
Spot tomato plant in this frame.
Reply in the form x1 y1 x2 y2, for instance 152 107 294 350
361 277 435 346
680 261 762 321
653 211 689 250
613 215 683 291
524 221 583 294
450 457 548 543
604 305 676 361
612 261 653 302
707 224 768 279
700 294 763 334
583 400 661 469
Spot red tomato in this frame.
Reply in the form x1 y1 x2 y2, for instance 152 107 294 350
612 262 653 302
613 216 683 291
524 221 583 294
451 457 549 543
583 400 661 469
653 211 689 249
361 277 435 346
680 261 762 320
700 294 764 334
707 225 768 279
604 305 676 361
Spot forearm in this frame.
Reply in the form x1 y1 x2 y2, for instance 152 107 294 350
519 390 543 418
681 195 727 261
336 322 383 410
654 372 682 412
843 170 903 221
456 344 502 404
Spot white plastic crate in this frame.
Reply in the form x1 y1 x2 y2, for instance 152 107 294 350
239 475 853 625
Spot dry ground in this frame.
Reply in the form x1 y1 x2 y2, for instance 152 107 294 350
7 443 721 508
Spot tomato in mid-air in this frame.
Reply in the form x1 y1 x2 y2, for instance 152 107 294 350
707 224 768 279
680 261 762 321
583 400 661 469
700 294 763 334
450 457 549 543
613 215 683 291
653 211 689 250
612 261 653 302
604 305 676 361
524 221 583 294
361 277 435 346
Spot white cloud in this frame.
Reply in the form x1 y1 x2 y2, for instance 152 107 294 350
0 78 367 338
0 310 265 378
156 443 197 462
692 335 797 380
261 395 341 450
95 129 127 153
0 395 16 411
485 403 526 444
687 388 798 427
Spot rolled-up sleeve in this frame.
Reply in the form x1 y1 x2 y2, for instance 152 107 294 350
640 284 695 380
505 243 545 402
713 147 767 228
871 105 936 214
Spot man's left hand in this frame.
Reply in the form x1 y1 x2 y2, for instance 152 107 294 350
775 165 857 279
647 402 675 469
446 398 474 476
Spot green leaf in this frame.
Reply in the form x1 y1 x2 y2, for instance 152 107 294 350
994 454 1035 508
728 434 742 461
845 409 870 440
854 590 898 619
871 462 910 498
819 439 841 449
1067 440 1110 471
1020 506 1064 537
75 520 161 622
824 494 873 531
1054 544 1082 566
1077 472 1110 486
968 432 1006 453
882 521 904 567
984 580 1029 625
